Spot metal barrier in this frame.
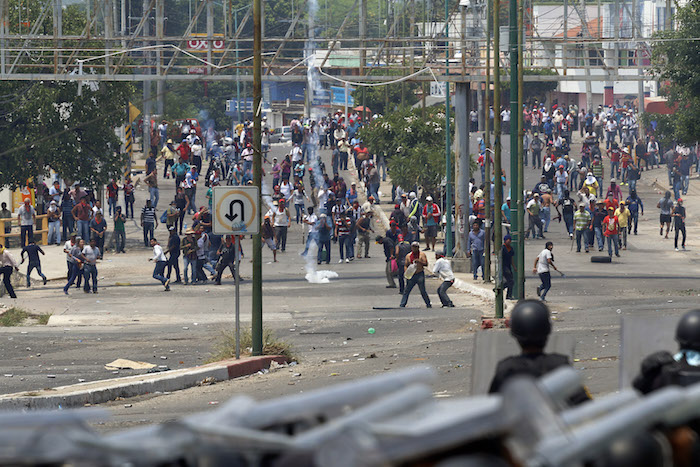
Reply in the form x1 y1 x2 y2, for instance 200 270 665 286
0 215 50 246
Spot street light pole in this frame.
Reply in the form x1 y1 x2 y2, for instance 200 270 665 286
445 0 453 257
252 0 263 355
493 0 503 317
509 0 521 299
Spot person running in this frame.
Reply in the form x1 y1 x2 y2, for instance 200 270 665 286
433 252 455 307
0 245 19 298
399 242 432 308
533 241 559 302
673 198 686 251
20 239 46 287
214 236 237 285
626 190 644 235
658 191 674 239
261 217 278 263
149 238 170 291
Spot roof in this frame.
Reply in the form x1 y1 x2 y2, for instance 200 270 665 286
554 17 601 39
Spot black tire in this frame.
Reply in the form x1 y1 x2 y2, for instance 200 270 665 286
591 256 612 263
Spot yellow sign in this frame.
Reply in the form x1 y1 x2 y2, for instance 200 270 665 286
128 102 141 123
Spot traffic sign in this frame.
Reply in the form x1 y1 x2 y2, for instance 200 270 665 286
212 186 260 235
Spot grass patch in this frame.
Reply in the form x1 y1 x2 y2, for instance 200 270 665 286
36 313 52 325
0 307 29 326
209 327 298 363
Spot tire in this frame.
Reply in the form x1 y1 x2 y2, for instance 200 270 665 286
591 256 612 263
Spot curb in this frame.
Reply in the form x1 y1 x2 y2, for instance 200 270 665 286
0 355 288 410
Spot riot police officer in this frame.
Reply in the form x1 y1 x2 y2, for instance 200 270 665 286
633 309 700 394
489 299 589 404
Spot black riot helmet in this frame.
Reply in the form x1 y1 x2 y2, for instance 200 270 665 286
591 431 669 467
676 309 700 352
510 300 552 348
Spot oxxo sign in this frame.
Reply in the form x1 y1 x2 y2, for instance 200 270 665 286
212 186 260 235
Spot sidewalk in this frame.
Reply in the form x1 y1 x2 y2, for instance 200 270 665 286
0 355 288 410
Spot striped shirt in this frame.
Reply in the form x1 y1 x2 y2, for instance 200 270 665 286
574 209 591 231
142 206 156 224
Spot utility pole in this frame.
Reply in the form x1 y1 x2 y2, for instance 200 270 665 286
484 0 490 148
235 8 241 125
509 0 521 299
252 0 263 356
142 0 151 158
445 0 453 257
359 0 366 120
493 0 502 314
516 1 524 300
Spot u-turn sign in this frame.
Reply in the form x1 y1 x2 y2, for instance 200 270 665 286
212 186 260 235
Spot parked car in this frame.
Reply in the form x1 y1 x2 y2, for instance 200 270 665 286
269 126 291 143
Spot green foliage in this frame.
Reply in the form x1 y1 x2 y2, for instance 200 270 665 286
359 106 454 196
0 307 28 327
1 80 134 189
650 1 700 144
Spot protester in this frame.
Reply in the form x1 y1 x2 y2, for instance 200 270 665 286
377 235 397 289
502 235 515 300
0 245 19 298
20 239 46 288
63 237 84 295
432 252 455 307
214 236 237 285
149 238 170 291
399 242 432 308
467 221 485 281
658 191 673 239
165 227 181 283
574 203 591 253
141 199 157 247
17 198 36 248
603 207 621 258
533 241 559 302
82 237 100 293
673 198 686 251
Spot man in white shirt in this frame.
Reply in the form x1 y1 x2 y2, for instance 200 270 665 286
532 241 560 302
605 118 618 149
301 206 319 256
272 199 291 252
149 238 170 291
500 108 511 134
17 198 36 248
432 252 455 307
291 144 302 163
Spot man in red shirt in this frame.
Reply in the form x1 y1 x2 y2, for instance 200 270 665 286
177 140 190 162
603 206 620 258
421 196 441 251
71 197 92 242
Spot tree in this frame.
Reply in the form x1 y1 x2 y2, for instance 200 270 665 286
359 106 454 197
649 0 700 144
0 80 134 189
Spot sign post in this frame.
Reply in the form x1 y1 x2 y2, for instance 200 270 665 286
212 186 260 359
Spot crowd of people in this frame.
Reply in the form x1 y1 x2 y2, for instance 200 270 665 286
469 101 697 302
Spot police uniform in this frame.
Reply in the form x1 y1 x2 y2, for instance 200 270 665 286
633 351 700 395
489 352 590 405
633 309 700 395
